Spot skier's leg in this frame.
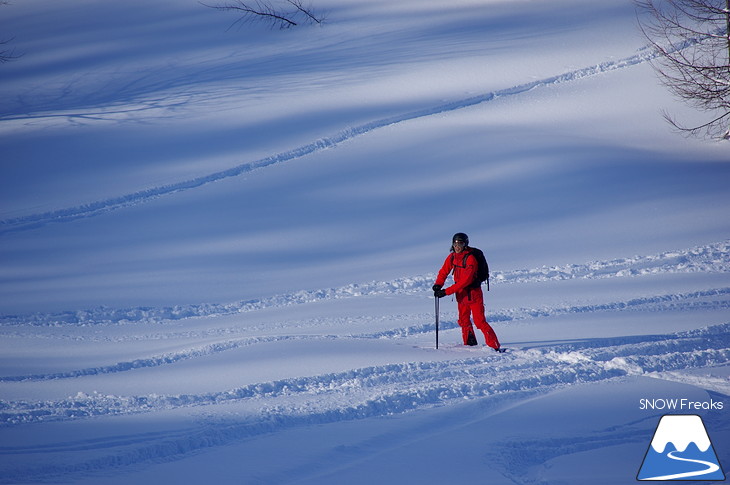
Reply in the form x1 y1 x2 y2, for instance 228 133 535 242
478 318 500 349
470 289 500 349
456 294 476 345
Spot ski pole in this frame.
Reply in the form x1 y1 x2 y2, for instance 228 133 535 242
435 295 439 349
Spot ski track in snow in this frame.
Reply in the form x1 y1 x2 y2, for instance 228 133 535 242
1 322 728 426
0 242 728 481
1 285 728 384
0 323 728 483
2 239 728 327
1 240 729 420
0 47 657 234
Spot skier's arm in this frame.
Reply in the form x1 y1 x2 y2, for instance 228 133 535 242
434 255 453 288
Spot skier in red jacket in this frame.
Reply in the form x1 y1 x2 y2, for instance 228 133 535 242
433 233 502 350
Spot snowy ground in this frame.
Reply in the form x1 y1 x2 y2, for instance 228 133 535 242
1 0 729 483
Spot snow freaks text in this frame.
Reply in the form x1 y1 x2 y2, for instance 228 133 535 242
639 398 724 411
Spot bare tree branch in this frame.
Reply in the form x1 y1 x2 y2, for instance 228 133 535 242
0 40 19 63
287 0 323 25
203 0 324 30
0 1 22 63
636 0 730 139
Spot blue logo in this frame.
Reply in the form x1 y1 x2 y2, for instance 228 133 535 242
637 414 725 481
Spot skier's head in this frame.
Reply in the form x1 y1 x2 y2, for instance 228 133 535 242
451 232 469 252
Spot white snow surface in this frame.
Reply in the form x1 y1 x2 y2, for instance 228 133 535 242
1 0 729 484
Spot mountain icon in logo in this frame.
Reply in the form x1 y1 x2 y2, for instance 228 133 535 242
637 414 725 481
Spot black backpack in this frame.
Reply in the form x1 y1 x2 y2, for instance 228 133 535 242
451 247 490 290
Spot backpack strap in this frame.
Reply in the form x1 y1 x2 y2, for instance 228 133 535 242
449 250 479 288
449 250 472 268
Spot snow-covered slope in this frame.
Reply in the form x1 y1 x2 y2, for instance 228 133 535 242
0 0 728 483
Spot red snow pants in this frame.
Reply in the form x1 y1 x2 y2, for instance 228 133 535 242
456 286 500 349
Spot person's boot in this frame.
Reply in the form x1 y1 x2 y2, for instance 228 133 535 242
466 331 478 346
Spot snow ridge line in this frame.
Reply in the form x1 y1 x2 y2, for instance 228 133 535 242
0 391 544 484
1 239 727 327
2 288 726 383
364 287 730 339
0 323 727 428
0 48 657 234
0 335 312 383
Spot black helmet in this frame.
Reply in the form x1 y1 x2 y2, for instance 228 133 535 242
452 232 469 245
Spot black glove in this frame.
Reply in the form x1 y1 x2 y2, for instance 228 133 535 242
432 284 442 292
434 288 447 298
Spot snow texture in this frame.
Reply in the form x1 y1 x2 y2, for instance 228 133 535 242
0 0 729 484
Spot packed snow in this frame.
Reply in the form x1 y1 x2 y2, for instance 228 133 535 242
0 0 728 484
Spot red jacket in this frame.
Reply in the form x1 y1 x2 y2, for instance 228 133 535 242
435 248 478 296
